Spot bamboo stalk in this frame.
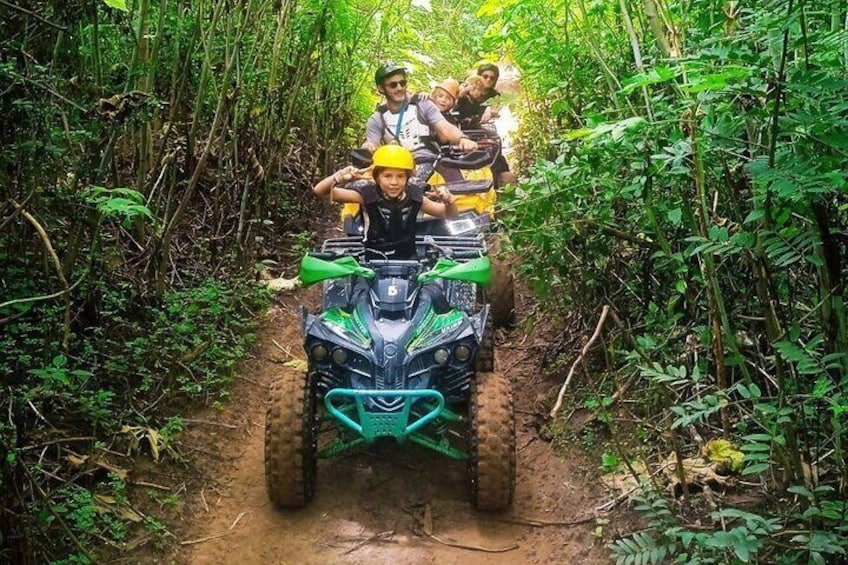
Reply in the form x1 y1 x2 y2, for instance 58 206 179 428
155 1 244 294
642 0 671 57
619 0 654 121
688 111 731 438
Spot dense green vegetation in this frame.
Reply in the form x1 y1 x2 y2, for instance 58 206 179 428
0 0 484 562
3 0 847 563
485 0 848 562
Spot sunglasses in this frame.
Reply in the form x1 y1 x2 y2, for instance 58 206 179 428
384 79 407 89
481 73 496 80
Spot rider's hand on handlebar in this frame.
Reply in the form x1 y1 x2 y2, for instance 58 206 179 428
457 137 478 152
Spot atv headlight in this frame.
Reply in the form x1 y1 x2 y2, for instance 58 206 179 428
310 344 329 362
433 348 450 365
454 344 472 362
331 347 348 365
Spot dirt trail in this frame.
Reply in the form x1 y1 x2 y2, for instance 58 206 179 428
164 284 619 565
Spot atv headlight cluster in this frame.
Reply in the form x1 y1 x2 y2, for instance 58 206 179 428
309 343 352 366
431 343 475 366
331 347 348 365
433 348 450 365
454 344 472 362
310 344 329 362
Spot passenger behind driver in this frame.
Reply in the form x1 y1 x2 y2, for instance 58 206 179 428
313 145 458 261
428 79 461 125
455 75 489 129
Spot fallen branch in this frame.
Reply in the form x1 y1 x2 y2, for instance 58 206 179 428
183 418 238 430
131 481 171 491
229 511 246 530
271 339 298 360
14 448 92 560
476 514 597 528
550 305 610 419
180 531 233 546
342 529 395 555
427 533 518 553
596 485 640 512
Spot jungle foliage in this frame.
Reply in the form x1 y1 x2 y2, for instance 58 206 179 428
0 0 484 562
481 0 848 562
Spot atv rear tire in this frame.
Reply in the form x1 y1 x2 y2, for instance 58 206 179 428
476 312 495 373
468 372 515 511
488 259 515 328
265 372 317 508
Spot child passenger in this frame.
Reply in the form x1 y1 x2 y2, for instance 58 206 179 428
455 74 490 129
430 79 461 117
313 145 458 260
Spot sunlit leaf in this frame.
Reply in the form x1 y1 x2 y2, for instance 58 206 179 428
103 0 129 11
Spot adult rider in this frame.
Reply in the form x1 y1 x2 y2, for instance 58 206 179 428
361 63 478 169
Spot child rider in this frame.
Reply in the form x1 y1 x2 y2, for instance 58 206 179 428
313 145 458 261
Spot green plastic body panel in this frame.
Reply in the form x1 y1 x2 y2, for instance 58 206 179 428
300 255 374 286
321 307 372 348
418 256 491 286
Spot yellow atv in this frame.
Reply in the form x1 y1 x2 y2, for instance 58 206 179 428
339 130 515 328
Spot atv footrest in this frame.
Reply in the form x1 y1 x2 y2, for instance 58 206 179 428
324 389 444 442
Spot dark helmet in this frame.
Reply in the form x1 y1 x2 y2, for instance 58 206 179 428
375 62 407 86
477 63 500 79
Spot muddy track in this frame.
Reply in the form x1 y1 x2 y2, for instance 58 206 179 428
159 278 622 565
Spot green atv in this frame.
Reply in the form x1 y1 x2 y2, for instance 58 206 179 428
265 235 516 510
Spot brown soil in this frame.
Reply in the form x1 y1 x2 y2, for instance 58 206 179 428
133 269 632 564
78 71 639 560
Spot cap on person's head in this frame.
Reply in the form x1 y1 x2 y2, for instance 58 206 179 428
477 63 500 79
375 63 407 86
434 79 460 101
372 144 415 171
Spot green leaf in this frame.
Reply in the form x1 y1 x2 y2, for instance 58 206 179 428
621 66 679 94
742 463 770 475
667 208 682 225
103 0 129 10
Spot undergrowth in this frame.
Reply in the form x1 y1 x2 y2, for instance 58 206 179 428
0 274 269 563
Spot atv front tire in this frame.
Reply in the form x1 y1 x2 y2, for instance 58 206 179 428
476 312 495 373
468 372 515 511
265 372 317 508
488 260 515 328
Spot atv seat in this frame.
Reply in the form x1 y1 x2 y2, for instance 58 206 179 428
442 179 493 194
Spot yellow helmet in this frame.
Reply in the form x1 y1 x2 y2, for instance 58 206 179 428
372 145 415 171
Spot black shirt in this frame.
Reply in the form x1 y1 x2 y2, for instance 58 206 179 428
455 88 499 129
353 182 423 260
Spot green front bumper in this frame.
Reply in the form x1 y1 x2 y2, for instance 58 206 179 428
319 388 466 460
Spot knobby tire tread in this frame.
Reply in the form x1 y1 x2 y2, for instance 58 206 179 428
488 260 516 328
476 312 495 373
264 372 317 508
468 371 516 511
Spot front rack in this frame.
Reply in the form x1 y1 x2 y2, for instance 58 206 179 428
320 235 487 259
